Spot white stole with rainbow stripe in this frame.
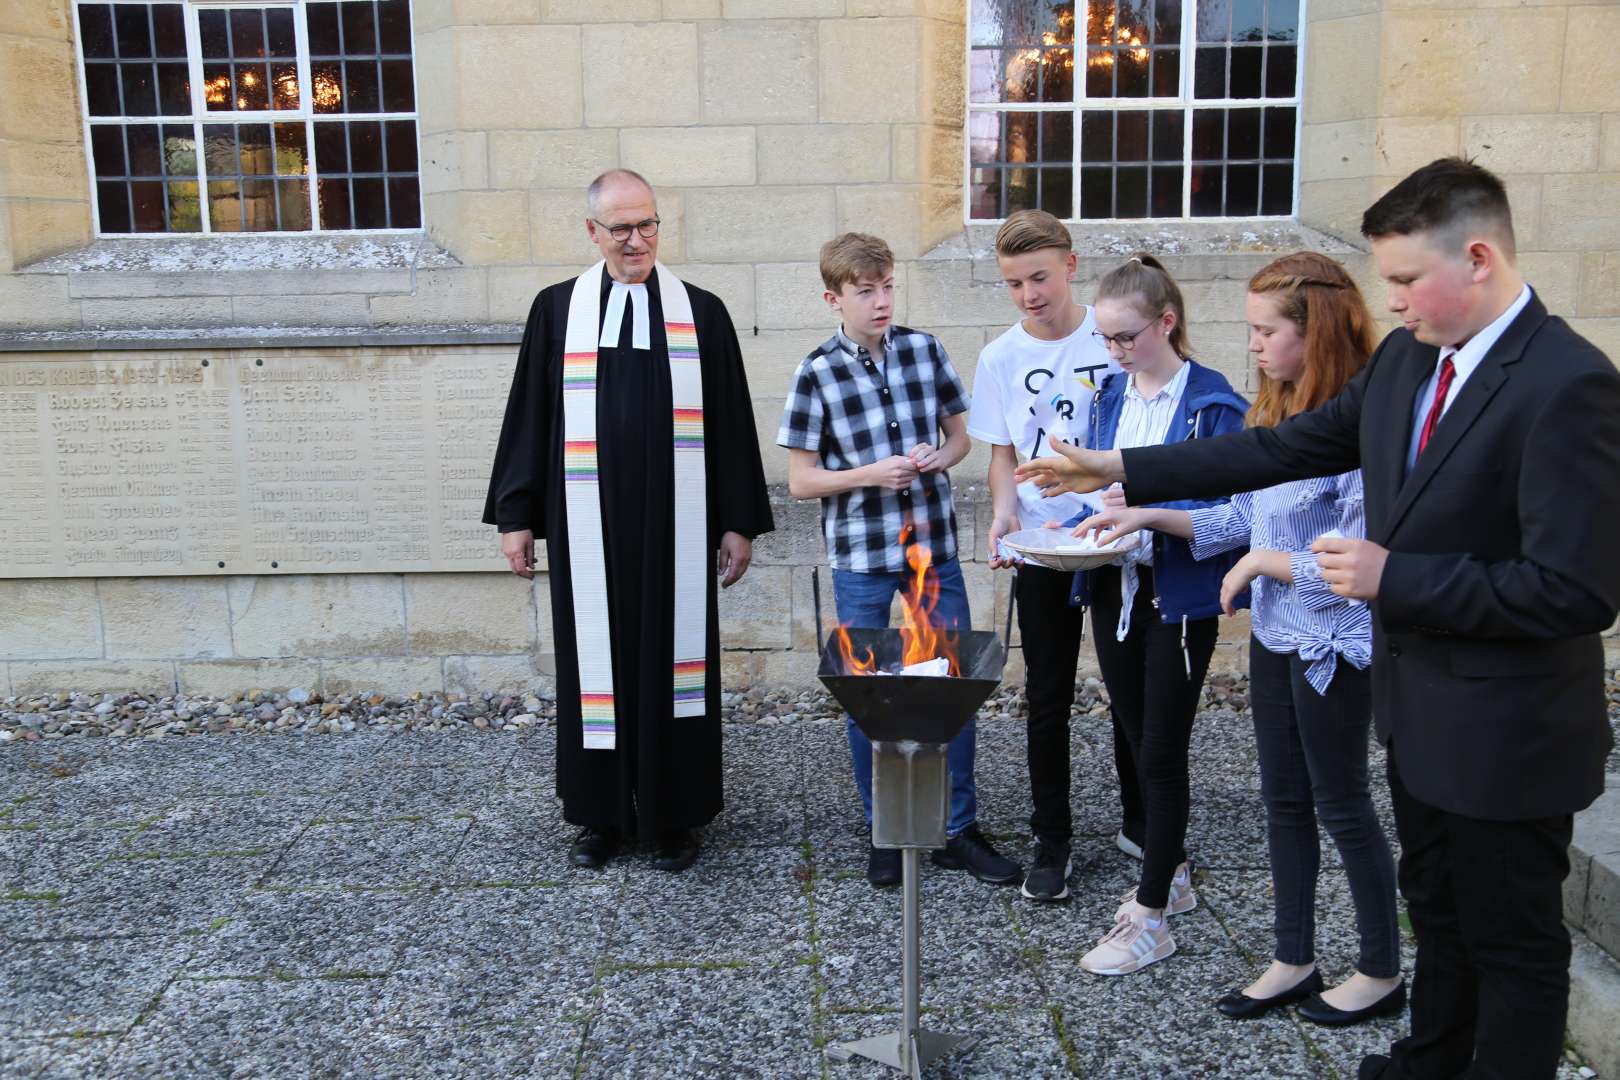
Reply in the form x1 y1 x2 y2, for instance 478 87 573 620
561 261 708 750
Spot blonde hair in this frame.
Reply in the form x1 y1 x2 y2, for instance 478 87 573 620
819 232 895 293
994 210 1073 257
1245 252 1376 429
1094 253 1192 357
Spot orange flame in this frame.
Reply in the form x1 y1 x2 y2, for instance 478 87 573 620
831 526 961 676
832 624 879 675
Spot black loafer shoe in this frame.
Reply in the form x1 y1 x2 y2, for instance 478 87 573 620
866 844 901 888
1357 1053 1392 1079
1297 981 1407 1027
930 824 1021 885
570 826 619 869
1215 969 1323 1019
652 829 700 873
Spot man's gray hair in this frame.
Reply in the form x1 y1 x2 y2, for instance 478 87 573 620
586 169 655 217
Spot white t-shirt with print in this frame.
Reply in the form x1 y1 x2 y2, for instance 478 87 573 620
966 310 1122 528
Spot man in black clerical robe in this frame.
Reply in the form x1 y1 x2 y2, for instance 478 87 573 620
483 170 773 872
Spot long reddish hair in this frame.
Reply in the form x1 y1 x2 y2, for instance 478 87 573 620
1246 252 1376 429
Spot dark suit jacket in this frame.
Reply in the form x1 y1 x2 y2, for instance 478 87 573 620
1122 292 1620 821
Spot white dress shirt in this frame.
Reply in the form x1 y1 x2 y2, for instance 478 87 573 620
1111 360 1190 637
1405 285 1532 473
1115 360 1191 570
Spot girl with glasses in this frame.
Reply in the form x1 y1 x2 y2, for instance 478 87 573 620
1059 253 1250 976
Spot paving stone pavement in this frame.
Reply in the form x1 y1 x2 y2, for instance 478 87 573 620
0 709 1601 1080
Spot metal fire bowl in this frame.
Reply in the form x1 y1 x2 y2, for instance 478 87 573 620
817 628 1005 745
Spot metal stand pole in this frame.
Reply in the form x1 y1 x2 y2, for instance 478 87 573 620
828 837 979 1076
900 847 922 1077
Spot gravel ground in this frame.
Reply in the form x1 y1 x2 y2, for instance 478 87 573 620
1 671 1616 1080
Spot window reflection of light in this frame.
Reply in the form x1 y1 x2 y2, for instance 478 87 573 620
274 70 299 107
313 73 341 109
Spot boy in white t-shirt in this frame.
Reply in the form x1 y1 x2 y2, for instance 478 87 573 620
965 209 1137 903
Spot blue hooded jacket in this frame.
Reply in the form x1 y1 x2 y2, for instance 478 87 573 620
1065 359 1250 623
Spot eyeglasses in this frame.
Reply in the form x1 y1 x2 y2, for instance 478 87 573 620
1091 317 1159 351
592 217 661 243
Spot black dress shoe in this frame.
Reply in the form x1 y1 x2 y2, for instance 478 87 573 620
1214 968 1323 1019
1297 981 1407 1027
570 826 619 869
652 829 700 873
867 844 901 887
1357 1053 1392 1079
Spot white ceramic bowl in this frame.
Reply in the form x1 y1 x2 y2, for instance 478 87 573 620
1000 528 1129 572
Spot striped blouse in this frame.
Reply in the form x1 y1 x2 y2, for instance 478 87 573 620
1186 471 1372 694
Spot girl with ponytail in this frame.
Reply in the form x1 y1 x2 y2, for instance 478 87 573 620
1060 253 1250 976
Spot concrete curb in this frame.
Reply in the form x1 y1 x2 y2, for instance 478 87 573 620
1568 774 1620 1076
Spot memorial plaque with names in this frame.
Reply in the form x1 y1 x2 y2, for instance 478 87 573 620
0 350 518 577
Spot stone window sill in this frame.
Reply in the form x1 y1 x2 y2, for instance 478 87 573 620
927 220 1362 262
20 234 456 276
4 234 487 349
0 324 522 352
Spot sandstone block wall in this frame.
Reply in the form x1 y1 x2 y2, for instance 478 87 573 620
0 0 1617 694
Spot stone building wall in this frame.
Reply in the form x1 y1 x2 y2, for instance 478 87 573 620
0 0 1615 697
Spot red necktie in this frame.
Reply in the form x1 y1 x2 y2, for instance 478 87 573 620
1416 355 1456 458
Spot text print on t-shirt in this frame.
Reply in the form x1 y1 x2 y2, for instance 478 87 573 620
1024 360 1113 458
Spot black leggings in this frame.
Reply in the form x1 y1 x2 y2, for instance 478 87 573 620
1248 639 1399 977
1088 565 1217 909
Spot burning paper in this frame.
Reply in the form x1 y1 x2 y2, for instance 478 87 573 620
897 657 950 677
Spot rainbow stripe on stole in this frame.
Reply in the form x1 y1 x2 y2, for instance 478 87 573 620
560 262 709 749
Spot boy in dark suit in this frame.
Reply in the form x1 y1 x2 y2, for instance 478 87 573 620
1015 158 1620 1080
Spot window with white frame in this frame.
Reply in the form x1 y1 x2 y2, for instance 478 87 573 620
968 0 1301 221
73 0 421 235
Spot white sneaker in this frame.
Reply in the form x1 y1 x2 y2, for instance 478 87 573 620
1115 829 1144 860
1080 915 1176 975
1115 861 1196 921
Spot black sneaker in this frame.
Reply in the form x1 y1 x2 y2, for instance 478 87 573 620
867 844 902 888
930 824 1021 885
1020 840 1073 902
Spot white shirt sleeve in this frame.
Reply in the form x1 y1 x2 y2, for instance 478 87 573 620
965 348 1011 445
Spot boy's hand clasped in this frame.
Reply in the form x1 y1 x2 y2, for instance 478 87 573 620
1312 536 1388 600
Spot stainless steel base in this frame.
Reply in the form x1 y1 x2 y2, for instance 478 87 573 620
827 1031 982 1079
828 844 979 1077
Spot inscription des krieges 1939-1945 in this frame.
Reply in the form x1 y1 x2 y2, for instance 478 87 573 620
0 351 513 578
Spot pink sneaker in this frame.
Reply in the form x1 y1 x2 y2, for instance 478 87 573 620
1080 915 1176 976
1115 861 1196 922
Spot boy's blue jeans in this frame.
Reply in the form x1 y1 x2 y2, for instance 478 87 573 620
831 557 977 837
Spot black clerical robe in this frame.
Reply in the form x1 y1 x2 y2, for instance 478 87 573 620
484 271 774 840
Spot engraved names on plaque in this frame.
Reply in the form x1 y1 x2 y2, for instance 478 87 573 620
0 350 514 577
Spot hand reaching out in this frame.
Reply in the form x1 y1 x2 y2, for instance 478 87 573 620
1013 437 1125 497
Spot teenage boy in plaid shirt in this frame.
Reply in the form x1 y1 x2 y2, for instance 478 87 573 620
778 232 1021 889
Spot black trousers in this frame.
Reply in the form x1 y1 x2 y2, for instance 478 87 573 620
1383 750 1573 1080
1249 639 1399 977
1088 564 1217 908
1016 563 1145 849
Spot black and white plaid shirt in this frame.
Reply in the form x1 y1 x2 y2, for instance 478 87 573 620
777 325 968 573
